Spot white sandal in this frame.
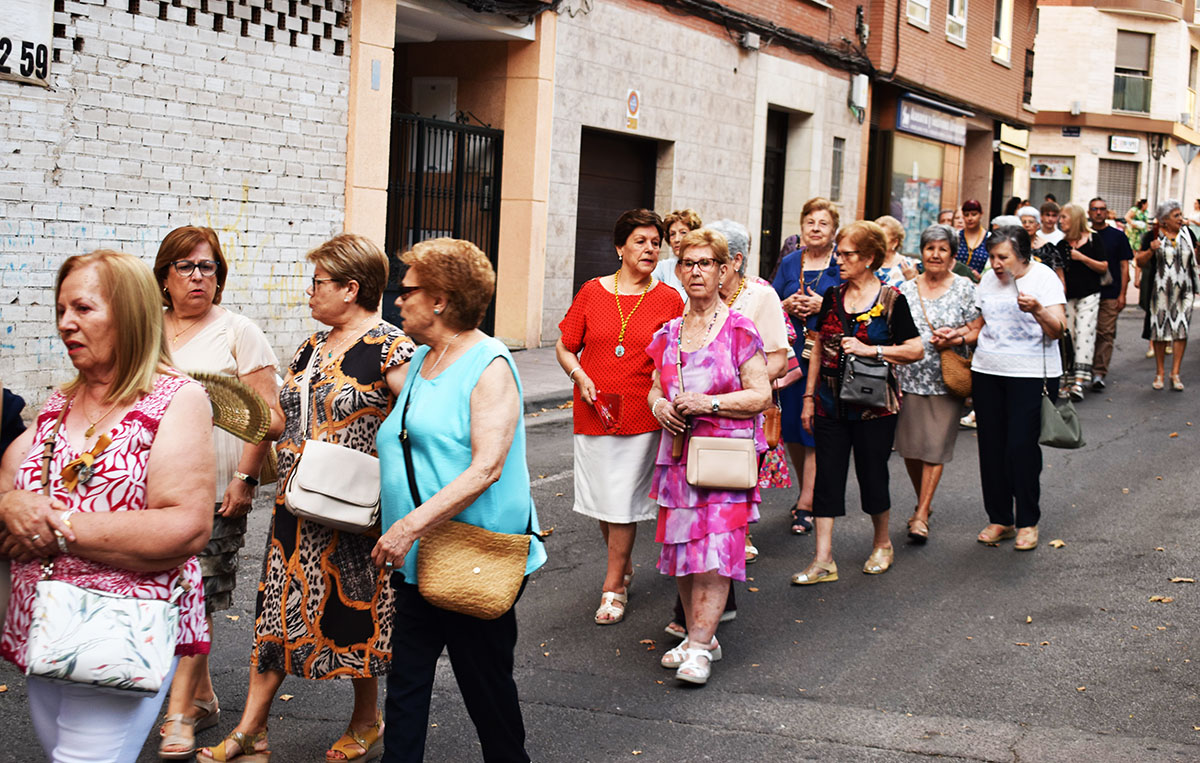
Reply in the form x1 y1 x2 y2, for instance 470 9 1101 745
661 638 722 669
593 591 627 625
675 645 716 685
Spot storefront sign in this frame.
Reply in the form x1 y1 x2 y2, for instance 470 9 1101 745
626 89 639 131
1109 135 1140 154
896 99 966 146
1030 156 1073 180
0 0 52 87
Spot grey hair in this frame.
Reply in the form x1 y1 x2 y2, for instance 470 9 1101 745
991 215 1022 228
1016 205 1040 223
705 219 750 275
986 225 1033 262
1156 198 1182 221
919 224 956 253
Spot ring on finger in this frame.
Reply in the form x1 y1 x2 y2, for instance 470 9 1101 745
30 533 41 542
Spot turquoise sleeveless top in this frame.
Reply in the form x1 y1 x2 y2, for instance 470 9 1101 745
377 337 547 584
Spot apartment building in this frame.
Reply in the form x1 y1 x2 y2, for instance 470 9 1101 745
1028 0 1200 216
861 0 1039 246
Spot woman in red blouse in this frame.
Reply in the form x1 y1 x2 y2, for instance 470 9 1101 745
556 209 684 625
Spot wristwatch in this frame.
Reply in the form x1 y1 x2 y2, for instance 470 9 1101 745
711 397 721 413
233 470 259 487
875 346 884 362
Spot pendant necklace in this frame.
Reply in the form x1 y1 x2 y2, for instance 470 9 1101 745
170 312 204 346
612 270 653 358
322 316 375 368
82 396 120 439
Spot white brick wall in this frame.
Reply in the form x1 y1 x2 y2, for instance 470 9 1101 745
0 0 350 405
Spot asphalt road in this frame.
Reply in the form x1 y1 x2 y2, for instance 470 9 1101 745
2 311 1199 762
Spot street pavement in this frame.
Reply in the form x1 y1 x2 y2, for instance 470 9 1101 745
2 309 1199 761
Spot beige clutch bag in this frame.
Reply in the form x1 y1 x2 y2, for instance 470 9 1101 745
685 435 758 490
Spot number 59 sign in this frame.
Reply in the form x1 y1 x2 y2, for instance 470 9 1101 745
0 0 52 87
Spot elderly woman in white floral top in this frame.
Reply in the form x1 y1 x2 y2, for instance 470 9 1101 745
895 225 982 542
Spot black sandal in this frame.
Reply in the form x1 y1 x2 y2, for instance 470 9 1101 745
790 506 813 535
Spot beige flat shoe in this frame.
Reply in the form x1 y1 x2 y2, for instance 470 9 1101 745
977 524 1016 543
1015 526 1039 551
594 591 627 625
1171 376 1185 391
863 547 894 575
791 560 838 585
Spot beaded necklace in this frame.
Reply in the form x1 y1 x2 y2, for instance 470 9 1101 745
612 270 653 358
725 277 746 307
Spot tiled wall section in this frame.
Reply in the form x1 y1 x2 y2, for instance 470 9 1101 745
1 0 350 401
543 0 860 343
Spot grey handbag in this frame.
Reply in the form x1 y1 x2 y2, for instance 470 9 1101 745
1039 331 1085 449
840 354 890 408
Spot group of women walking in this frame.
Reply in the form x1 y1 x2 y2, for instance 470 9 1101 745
0 230 543 762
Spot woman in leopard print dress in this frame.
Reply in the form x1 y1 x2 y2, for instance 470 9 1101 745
202 234 414 763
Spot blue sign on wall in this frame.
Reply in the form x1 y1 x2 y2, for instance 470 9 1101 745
896 99 966 146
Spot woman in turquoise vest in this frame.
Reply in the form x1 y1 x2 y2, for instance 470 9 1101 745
373 238 546 763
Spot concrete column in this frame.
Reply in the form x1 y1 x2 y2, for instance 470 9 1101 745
344 0 395 247
493 12 556 348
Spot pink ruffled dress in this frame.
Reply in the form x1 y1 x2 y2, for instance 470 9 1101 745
647 312 766 581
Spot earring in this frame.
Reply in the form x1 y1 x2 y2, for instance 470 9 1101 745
434 308 441 315
344 297 350 302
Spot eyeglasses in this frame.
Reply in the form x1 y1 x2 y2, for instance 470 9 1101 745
678 258 717 272
838 250 862 258
311 276 342 289
171 260 218 277
396 285 422 300
1089 206 1107 213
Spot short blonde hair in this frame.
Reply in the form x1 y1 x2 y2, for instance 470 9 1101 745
56 250 174 405
836 221 888 270
1058 203 1090 240
663 209 703 232
307 234 389 311
401 238 495 331
676 228 730 264
802 197 840 231
874 215 905 252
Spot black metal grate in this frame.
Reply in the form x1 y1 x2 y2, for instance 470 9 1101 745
384 115 504 334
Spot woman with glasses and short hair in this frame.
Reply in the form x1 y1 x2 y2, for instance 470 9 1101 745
202 234 414 763
153 226 281 759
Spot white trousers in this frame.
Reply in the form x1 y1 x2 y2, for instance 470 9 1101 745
27 658 178 763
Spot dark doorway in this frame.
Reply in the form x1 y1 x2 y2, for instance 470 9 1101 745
383 114 503 333
759 109 788 279
572 128 657 294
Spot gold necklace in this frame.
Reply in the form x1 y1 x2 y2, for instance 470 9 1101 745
725 277 746 307
321 316 375 367
612 270 653 358
80 395 120 439
169 312 205 345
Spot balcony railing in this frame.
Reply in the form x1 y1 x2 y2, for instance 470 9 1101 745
1113 73 1152 113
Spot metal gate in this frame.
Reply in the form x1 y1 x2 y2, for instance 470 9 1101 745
384 115 503 333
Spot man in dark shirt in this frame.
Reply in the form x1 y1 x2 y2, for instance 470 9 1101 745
1088 197 1133 390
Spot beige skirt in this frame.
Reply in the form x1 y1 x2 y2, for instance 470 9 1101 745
572 432 659 523
895 393 962 464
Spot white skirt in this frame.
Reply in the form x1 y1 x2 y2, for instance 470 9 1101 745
572 432 659 523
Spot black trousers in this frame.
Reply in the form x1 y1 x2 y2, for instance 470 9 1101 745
811 414 898 517
972 371 1056 529
383 580 530 763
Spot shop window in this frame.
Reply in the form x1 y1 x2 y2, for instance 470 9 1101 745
831 137 845 202
992 0 1013 63
891 135 944 248
1113 30 1152 114
1030 156 1074 206
907 0 930 28
947 0 967 45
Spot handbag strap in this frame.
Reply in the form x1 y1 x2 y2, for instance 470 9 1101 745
398 357 542 542
296 338 320 442
1041 321 1067 396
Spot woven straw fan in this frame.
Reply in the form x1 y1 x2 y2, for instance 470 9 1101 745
190 371 271 444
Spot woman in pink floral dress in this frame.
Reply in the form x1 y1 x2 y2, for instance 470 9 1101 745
647 229 771 686
0 250 214 762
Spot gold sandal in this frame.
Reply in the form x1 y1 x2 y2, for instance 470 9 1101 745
326 714 384 761
198 729 270 762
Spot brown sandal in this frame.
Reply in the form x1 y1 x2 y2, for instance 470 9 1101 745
198 729 270 762
906 515 929 543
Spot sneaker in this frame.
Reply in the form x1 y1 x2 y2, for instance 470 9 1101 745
1091 377 1106 391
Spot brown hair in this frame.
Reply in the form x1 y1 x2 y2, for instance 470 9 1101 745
307 234 389 311
57 250 174 404
801 197 840 231
612 209 665 249
663 209 703 232
1039 200 1060 216
676 228 730 265
836 221 888 270
154 226 228 307
1058 203 1090 241
401 238 495 331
